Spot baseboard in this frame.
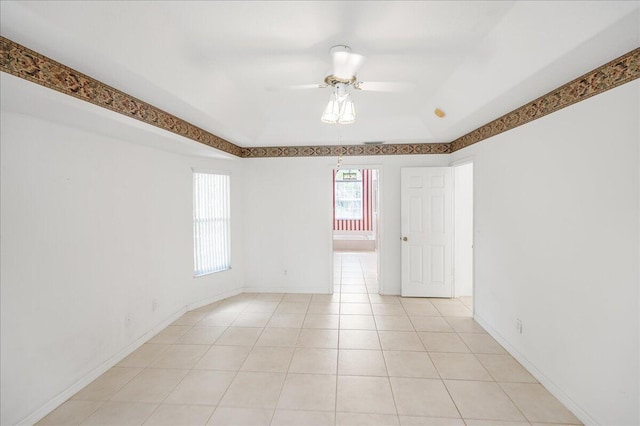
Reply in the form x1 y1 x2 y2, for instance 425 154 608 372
187 287 243 311
18 305 185 426
473 313 598 425
243 286 331 294
20 288 242 426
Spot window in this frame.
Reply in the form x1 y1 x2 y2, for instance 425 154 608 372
335 169 363 220
193 171 231 276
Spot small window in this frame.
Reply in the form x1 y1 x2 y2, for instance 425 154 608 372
335 169 363 220
193 171 231 276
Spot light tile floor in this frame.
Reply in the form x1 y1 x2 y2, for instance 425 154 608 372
38 252 582 425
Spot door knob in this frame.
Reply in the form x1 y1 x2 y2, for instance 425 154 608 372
402 237 408 241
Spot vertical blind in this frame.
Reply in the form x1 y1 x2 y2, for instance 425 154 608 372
193 171 231 276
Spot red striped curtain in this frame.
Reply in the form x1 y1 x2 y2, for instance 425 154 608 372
333 169 373 231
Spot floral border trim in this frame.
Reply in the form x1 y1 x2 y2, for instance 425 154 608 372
0 37 243 157
1 36 637 158
450 47 640 152
241 142 450 158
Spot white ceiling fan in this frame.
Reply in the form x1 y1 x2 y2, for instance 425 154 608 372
287 45 414 92
277 45 414 124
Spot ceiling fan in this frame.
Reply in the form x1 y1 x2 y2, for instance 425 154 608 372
277 45 414 124
287 45 414 92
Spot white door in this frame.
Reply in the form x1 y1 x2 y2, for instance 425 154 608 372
401 167 454 297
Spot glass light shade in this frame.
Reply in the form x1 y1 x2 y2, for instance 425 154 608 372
338 98 356 124
321 94 340 123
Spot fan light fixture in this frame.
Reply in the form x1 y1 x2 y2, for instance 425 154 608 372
321 83 355 124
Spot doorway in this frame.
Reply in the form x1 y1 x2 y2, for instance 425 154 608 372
399 164 473 305
332 168 381 295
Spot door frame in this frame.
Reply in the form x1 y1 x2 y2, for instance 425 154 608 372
450 156 475 314
327 163 384 294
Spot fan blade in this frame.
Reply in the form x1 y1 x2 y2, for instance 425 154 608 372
266 83 327 92
356 81 415 92
332 52 365 79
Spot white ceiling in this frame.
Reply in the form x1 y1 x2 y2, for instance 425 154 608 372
1 1 638 148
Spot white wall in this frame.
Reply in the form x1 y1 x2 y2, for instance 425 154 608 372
454 162 474 297
452 81 639 425
0 108 245 425
242 155 450 295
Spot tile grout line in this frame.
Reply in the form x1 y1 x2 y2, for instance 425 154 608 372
154 300 249 424
459 328 533 425
436 299 534 424
267 293 313 425
112 317 205 424
70 336 174 423
202 293 281 425
125 317 208 424
368 254 401 422
54 398 106 425
400 296 467 422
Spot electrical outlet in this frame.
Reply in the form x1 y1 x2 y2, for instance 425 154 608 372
516 318 523 334
152 299 159 312
125 313 133 328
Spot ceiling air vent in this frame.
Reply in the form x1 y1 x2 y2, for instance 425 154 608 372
363 141 385 145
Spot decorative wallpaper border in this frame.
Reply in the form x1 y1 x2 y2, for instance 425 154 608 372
0 37 243 157
1 36 638 158
450 47 640 152
241 142 450 158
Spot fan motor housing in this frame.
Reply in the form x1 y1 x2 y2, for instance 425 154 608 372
324 74 356 87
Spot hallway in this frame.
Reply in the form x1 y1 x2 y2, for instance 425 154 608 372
333 252 379 295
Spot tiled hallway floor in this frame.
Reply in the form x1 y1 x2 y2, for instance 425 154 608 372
38 252 582 425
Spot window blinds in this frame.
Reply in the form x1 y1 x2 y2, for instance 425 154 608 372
193 172 231 276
